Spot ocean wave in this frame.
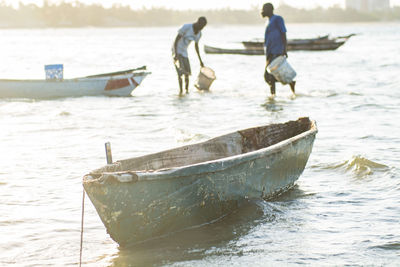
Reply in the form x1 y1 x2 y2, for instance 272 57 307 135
352 103 385 111
348 92 363 96
371 242 400 250
317 155 388 177
58 111 71 116
176 132 209 143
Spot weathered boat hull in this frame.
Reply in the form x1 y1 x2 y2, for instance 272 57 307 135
205 41 345 55
204 45 264 55
83 118 317 246
288 41 345 51
242 35 330 50
241 34 353 51
0 70 150 98
206 34 349 55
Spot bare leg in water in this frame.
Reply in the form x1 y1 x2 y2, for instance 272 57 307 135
184 75 189 93
177 74 183 95
270 81 276 96
290 81 296 94
264 67 276 97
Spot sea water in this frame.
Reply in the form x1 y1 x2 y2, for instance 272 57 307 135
0 23 399 266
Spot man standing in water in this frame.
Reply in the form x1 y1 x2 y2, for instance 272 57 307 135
172 17 207 95
261 3 295 96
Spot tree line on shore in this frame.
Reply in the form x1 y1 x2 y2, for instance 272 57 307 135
0 2 399 28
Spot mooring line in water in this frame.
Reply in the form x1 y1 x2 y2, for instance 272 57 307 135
79 187 86 267
79 143 110 266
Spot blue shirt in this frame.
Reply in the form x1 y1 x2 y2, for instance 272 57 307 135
264 15 287 56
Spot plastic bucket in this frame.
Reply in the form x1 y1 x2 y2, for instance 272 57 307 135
195 67 216 90
45 64 63 80
267 56 296 84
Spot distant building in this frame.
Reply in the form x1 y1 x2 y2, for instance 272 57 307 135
346 0 390 11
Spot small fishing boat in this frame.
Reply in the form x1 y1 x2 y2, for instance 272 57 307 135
83 117 317 246
205 41 345 55
0 66 150 98
242 34 355 52
242 34 331 50
204 45 264 55
205 34 355 55
288 40 346 51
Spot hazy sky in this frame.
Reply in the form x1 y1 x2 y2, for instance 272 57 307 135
5 0 400 9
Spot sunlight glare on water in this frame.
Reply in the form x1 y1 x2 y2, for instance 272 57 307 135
0 23 399 266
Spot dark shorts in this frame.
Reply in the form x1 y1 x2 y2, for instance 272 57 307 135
174 55 191 76
264 54 280 85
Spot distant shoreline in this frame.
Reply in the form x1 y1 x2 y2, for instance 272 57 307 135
1 21 400 30
0 4 399 29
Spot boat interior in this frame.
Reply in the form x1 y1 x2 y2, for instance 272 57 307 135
93 117 314 173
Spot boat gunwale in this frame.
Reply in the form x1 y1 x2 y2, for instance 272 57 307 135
84 119 317 184
0 71 151 83
204 43 344 54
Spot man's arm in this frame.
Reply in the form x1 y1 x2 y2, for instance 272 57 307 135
195 42 204 67
173 34 182 61
276 16 288 57
281 32 288 57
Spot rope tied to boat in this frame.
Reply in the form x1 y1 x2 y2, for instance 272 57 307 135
80 142 111 266
79 186 85 267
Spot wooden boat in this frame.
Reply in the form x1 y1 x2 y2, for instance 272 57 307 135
205 34 354 55
205 41 345 55
0 66 150 98
288 40 345 51
242 34 330 50
204 45 264 55
83 117 317 246
241 33 355 52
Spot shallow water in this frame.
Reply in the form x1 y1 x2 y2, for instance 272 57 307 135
0 23 399 266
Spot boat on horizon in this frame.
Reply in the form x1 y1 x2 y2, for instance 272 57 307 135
83 117 318 247
242 33 355 51
0 66 150 98
205 34 355 55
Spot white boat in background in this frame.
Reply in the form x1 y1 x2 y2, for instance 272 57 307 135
0 66 150 98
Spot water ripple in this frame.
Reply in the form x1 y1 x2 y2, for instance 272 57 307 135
315 155 388 178
371 242 400 251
